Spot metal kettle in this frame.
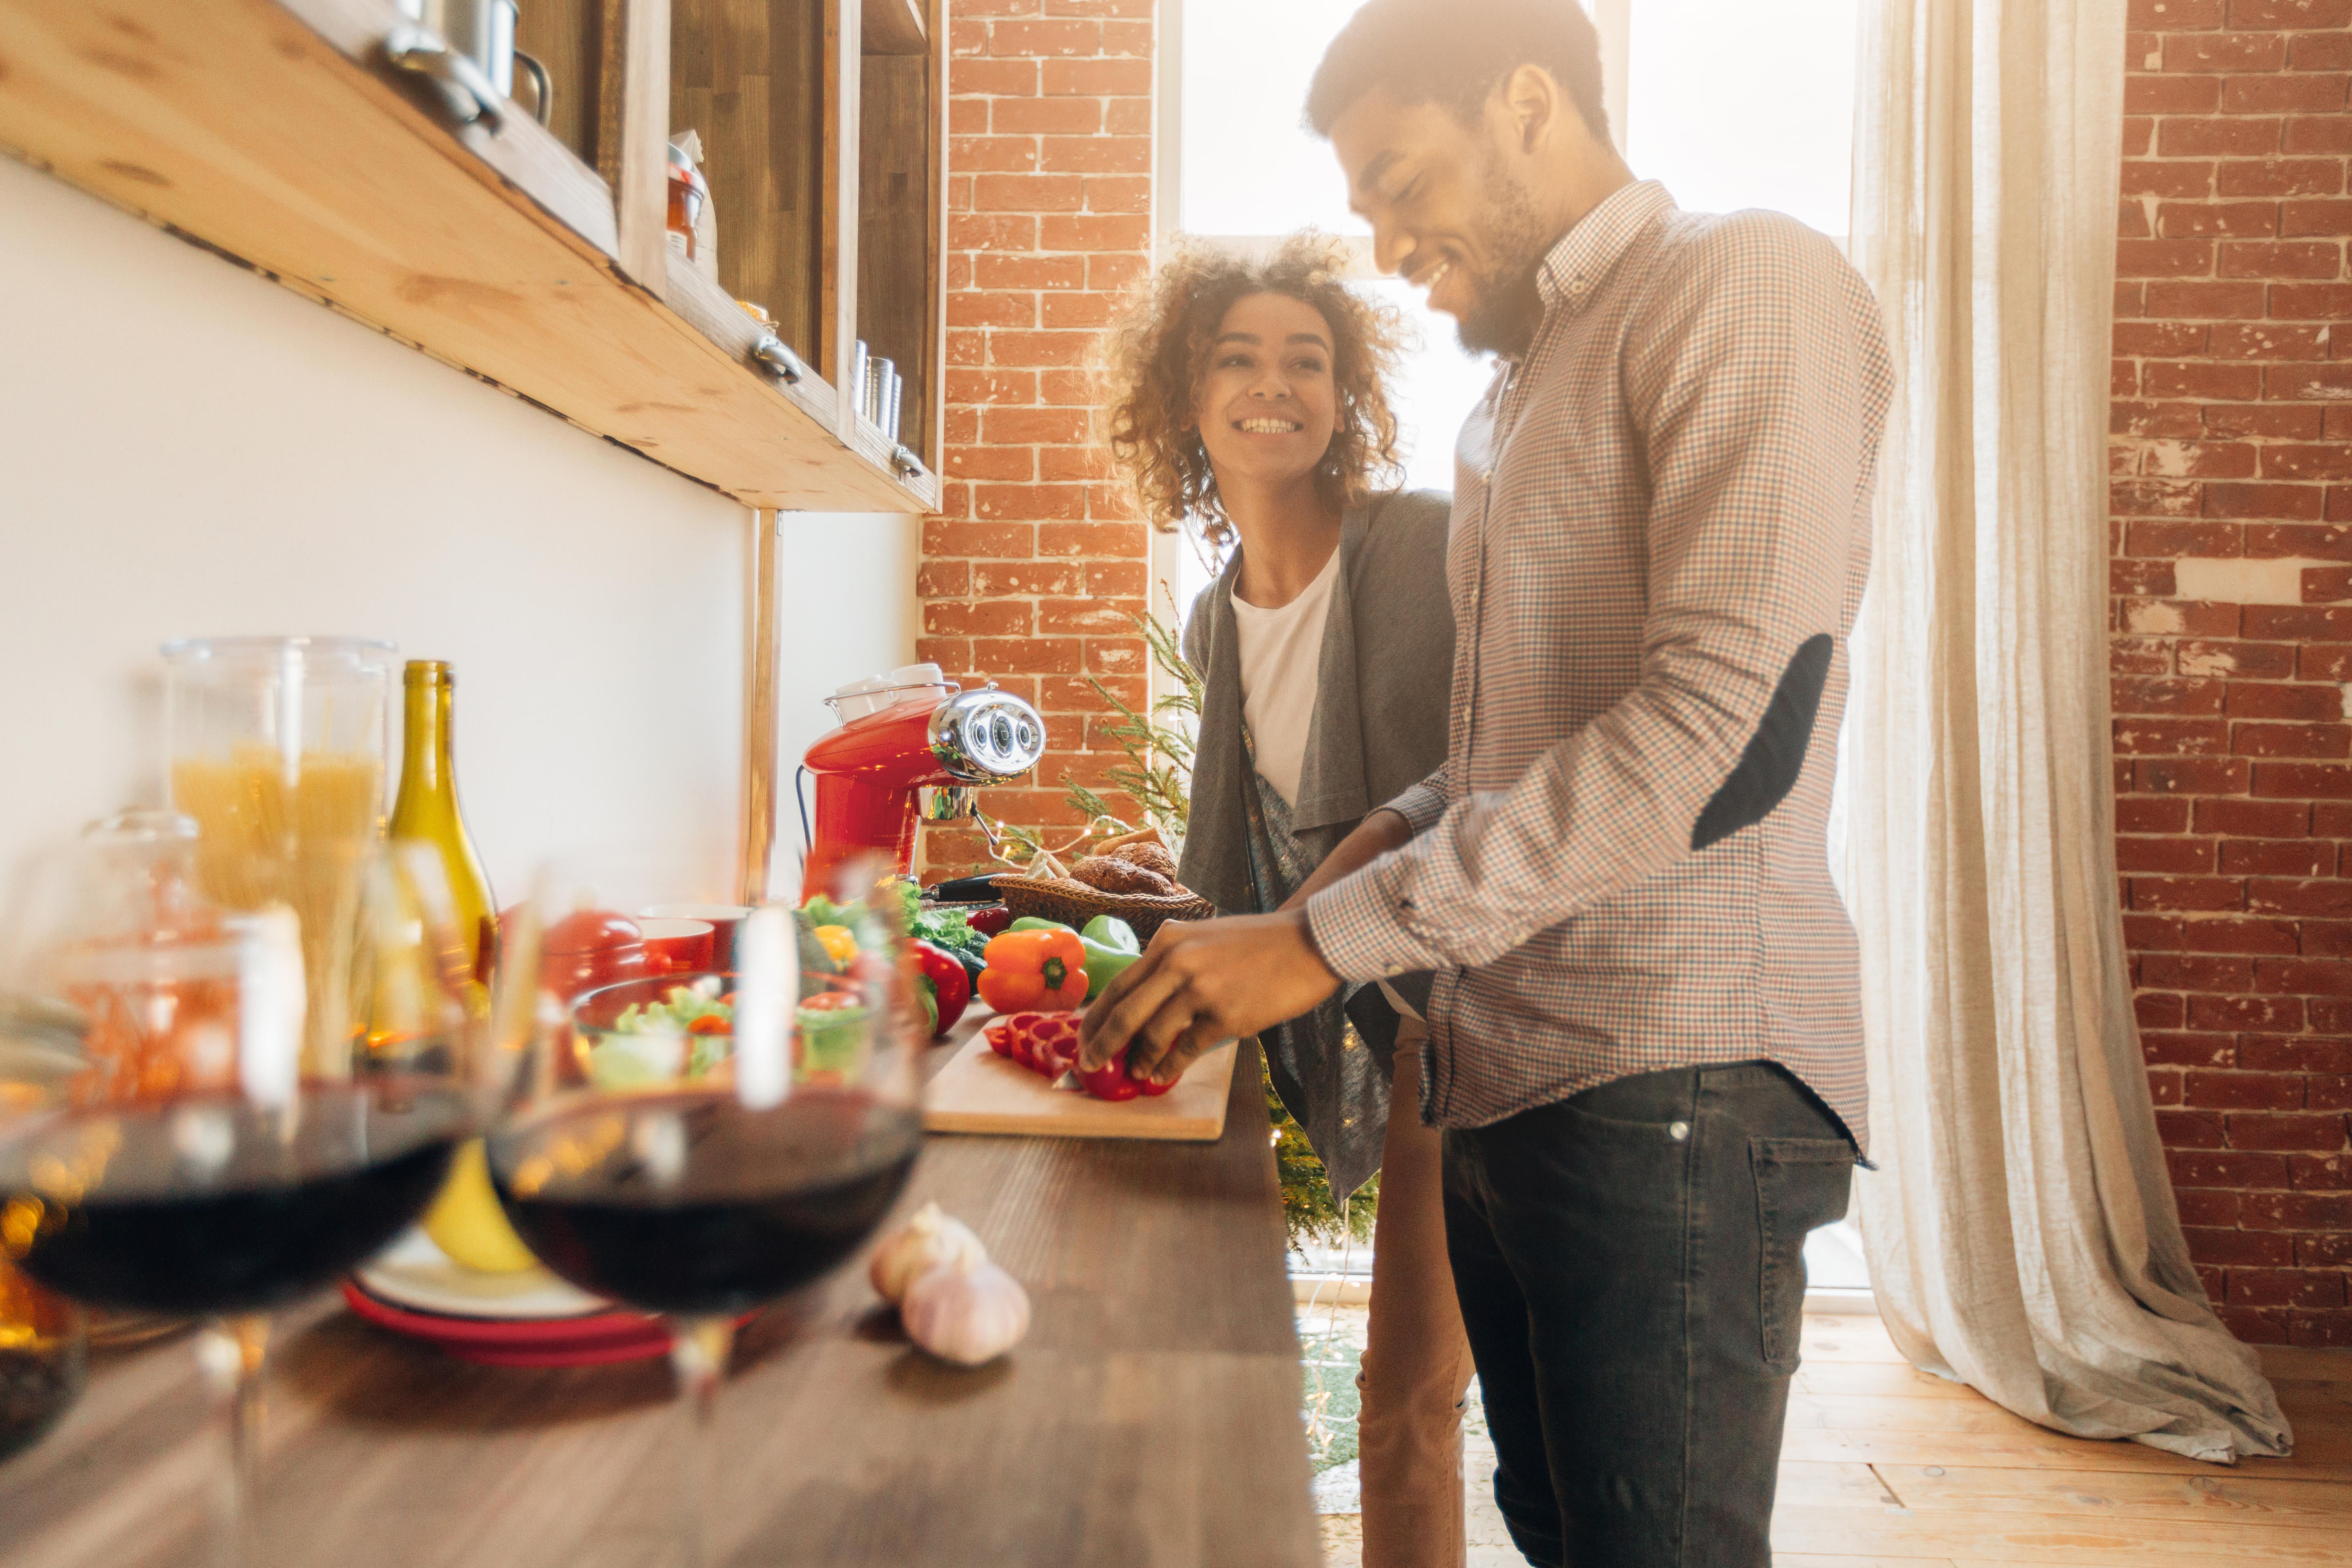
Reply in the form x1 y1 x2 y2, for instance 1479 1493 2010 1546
392 0 552 127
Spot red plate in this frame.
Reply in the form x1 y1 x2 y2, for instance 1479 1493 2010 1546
342 1279 678 1367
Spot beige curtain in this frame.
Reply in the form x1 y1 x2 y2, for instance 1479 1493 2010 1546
1842 0 2290 1462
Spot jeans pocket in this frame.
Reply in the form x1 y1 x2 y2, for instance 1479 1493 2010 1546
1750 1136 1855 1374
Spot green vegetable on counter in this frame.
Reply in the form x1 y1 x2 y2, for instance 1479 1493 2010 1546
909 904 984 964
811 878 987 968
610 981 732 1036
1078 914 1141 997
796 1000 872 1076
802 893 864 931
589 980 735 1087
1081 915 1138 953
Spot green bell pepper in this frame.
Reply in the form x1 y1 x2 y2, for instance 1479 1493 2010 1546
1078 915 1140 998
1081 915 1138 954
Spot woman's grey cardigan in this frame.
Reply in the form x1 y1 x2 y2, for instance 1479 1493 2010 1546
1177 489 1454 1194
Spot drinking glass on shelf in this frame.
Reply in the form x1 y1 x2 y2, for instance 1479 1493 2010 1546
0 812 492 1563
487 855 924 1568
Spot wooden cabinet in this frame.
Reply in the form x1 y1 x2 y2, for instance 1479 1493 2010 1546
669 0 833 372
0 0 949 513
858 18 941 461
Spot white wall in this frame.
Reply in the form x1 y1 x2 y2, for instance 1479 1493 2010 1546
0 158 917 904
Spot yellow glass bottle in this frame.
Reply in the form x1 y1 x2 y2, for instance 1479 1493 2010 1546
388 660 495 980
390 662 535 1274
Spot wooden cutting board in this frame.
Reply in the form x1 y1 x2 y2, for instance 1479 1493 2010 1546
921 1026 1241 1141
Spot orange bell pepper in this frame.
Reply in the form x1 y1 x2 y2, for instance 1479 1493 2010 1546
978 927 1089 1012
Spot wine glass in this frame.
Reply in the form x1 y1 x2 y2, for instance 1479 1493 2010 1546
486 855 924 1568
0 812 488 1564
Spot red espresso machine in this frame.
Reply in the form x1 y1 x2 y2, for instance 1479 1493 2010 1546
800 681 1047 894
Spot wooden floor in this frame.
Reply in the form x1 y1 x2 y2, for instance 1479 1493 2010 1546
1772 1312 2352 1567
1322 1310 2352 1566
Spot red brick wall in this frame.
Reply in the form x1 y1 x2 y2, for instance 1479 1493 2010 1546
2114 0 2352 1347
920 0 1157 877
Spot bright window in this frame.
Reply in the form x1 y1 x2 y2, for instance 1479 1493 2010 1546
1622 0 1859 242
1170 0 1859 613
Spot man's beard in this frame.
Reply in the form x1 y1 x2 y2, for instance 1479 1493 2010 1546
1451 159 1553 357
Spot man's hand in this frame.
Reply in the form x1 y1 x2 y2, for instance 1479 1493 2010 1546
1078 909 1342 1085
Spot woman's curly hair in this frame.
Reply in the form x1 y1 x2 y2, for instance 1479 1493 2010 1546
1100 234 1410 547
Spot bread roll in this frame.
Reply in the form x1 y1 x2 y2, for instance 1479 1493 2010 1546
1070 855 1181 898
1109 842 1178 880
1071 856 1156 894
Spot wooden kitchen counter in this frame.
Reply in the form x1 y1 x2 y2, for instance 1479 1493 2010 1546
0 1031 1319 1568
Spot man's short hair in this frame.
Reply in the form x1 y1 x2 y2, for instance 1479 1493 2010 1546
1304 0 1611 147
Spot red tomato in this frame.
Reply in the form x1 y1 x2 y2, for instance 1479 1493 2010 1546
542 907 642 955
536 907 647 1002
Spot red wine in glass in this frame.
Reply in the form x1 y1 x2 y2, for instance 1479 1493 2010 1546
0 1084 468 1316
487 1087 921 1316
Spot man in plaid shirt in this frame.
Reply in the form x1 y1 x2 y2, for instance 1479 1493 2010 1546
1082 1 1890 1561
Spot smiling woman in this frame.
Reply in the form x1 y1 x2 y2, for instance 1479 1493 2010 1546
1098 237 1405 548
1094 229 1471 1568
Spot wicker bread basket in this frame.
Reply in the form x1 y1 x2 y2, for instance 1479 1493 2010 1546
994 874 1216 945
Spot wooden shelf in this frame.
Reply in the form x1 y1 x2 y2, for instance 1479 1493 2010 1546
0 0 942 513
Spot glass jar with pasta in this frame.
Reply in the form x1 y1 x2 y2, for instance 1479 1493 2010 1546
160 636 395 1079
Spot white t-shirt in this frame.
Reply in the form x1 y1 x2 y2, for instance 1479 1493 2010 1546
1229 546 1341 809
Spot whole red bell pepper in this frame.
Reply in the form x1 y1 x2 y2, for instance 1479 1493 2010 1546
909 940 971 1038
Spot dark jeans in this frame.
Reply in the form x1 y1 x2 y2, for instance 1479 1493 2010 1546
1441 1062 1855 1568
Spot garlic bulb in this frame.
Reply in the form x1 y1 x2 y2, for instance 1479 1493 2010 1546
901 1258 1030 1365
868 1201 987 1305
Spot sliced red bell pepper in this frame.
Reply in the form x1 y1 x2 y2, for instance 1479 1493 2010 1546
1025 1014 1080 1077
1078 1056 1144 1102
982 1011 1081 1078
1079 1044 1176 1100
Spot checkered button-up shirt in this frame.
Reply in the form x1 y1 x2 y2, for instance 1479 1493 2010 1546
1306 181 1891 1149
